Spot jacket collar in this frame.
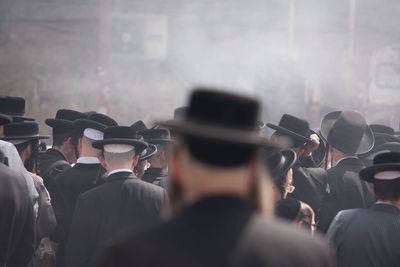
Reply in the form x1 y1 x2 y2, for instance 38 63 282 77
371 203 400 213
47 148 68 161
144 167 168 177
107 170 137 182
333 157 364 171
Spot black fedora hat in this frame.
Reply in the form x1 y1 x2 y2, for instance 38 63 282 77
92 126 148 153
0 113 12 126
359 152 400 183
359 142 400 166
0 96 34 121
264 148 297 180
130 120 148 133
45 109 88 132
159 89 265 145
138 129 171 144
267 114 313 145
369 124 395 136
321 110 374 155
138 144 157 161
74 113 118 133
2 122 49 144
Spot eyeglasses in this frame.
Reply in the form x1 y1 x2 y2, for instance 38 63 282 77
286 185 295 194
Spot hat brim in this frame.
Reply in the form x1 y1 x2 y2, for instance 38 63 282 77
2 135 50 141
320 111 375 155
266 123 313 144
144 138 172 145
45 118 74 129
92 138 148 153
139 144 157 161
0 114 12 126
359 163 400 183
12 116 35 122
158 119 267 146
280 149 297 175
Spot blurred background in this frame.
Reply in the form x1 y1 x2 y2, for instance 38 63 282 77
0 0 399 136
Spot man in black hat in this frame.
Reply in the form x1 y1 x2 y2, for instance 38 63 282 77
318 110 375 233
40 109 88 194
0 96 35 122
327 152 400 267
99 89 334 267
0 162 35 267
65 126 165 267
267 114 328 220
52 113 117 267
140 128 171 188
2 122 57 260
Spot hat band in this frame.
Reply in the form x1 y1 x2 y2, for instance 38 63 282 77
374 171 400 180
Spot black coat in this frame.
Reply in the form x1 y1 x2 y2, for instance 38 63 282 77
39 148 71 199
327 203 400 267
143 167 169 188
65 171 165 267
53 163 105 267
289 163 328 219
0 163 35 267
99 196 335 267
318 157 374 233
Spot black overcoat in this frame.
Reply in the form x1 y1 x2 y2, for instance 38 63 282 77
65 171 165 267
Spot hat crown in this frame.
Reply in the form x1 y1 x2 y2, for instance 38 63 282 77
89 113 118 127
4 122 39 137
130 120 147 133
373 152 400 165
278 114 310 137
173 106 188 120
186 89 259 131
55 109 88 121
139 129 170 141
0 96 26 116
103 126 138 140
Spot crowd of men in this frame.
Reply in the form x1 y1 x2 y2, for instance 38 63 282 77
0 89 399 267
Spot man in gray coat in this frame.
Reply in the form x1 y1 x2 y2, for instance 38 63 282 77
327 151 400 267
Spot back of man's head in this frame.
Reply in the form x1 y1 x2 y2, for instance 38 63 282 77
103 146 137 172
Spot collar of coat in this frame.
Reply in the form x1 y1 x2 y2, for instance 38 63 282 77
107 171 137 182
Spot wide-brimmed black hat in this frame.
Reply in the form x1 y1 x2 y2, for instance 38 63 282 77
320 110 374 155
267 114 313 145
139 144 157 161
359 152 400 183
359 142 400 166
45 109 88 132
0 96 34 121
138 129 171 144
0 113 12 126
92 126 148 153
74 113 118 133
130 120 148 133
2 122 49 144
159 89 265 145
264 148 297 180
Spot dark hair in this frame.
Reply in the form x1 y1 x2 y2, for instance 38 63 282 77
273 174 286 199
373 178 400 201
183 135 257 167
53 132 73 147
15 139 39 172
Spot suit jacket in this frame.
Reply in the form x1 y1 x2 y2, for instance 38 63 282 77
65 171 165 267
99 196 335 267
143 167 169 188
318 157 374 233
327 203 400 267
0 163 35 267
53 163 105 267
39 148 71 200
289 163 328 220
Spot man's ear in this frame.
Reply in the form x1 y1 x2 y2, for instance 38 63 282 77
100 154 107 169
26 143 33 158
132 154 140 168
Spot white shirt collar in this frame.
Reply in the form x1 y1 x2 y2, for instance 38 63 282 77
77 157 100 164
108 168 133 176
